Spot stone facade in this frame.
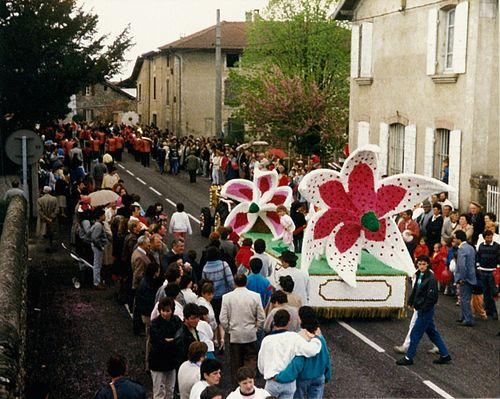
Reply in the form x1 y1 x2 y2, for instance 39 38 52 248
334 0 499 210
133 22 245 137
75 82 136 124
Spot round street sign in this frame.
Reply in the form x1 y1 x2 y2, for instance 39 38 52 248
5 129 44 165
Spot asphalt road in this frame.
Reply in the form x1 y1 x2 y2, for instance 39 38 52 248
25 152 499 399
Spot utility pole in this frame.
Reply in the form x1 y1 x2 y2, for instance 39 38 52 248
215 9 222 138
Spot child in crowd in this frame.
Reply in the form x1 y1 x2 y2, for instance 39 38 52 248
276 205 295 251
197 306 216 359
413 237 429 263
235 238 254 274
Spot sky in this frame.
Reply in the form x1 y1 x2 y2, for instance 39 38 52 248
78 0 269 81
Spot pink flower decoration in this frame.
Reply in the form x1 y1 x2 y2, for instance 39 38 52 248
221 165 293 238
299 145 454 287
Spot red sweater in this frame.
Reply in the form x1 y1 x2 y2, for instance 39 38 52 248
235 246 254 270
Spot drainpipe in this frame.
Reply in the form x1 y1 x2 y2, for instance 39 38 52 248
175 53 183 137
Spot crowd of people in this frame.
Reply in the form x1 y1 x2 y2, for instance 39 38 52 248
6 120 496 398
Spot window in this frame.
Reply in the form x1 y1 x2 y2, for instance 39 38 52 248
153 77 157 100
85 86 91 96
444 8 455 70
84 109 93 121
166 79 170 105
152 113 157 127
138 84 142 101
433 129 450 179
388 123 405 175
226 53 240 68
166 55 170 67
224 78 237 105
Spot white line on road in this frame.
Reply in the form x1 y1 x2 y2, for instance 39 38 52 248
117 164 125 169
126 170 134 176
337 321 386 353
423 381 454 399
136 177 147 185
149 187 161 196
165 197 176 207
188 214 201 224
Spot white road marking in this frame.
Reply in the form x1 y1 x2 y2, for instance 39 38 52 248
149 187 161 196
164 197 176 207
188 214 201 225
117 164 125 169
126 170 134 176
136 177 146 185
124 304 133 320
423 380 454 399
337 321 385 353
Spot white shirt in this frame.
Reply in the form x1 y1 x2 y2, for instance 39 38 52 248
196 297 217 331
251 253 274 277
189 380 209 399
182 288 198 304
150 300 184 321
169 211 193 234
258 330 321 380
178 361 201 399
274 267 310 304
196 320 215 352
226 387 270 399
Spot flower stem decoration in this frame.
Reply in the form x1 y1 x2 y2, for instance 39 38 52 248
298 145 454 287
221 165 293 238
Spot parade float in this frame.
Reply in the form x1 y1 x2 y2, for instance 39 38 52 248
216 145 453 319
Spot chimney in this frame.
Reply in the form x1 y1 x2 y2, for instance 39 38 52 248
245 11 253 22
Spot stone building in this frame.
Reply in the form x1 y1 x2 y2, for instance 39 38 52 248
124 21 246 137
75 81 136 124
334 0 499 209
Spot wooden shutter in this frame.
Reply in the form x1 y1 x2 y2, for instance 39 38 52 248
351 25 360 78
379 123 389 176
448 130 462 207
453 1 469 74
357 121 370 148
424 127 435 177
403 124 417 174
360 22 373 78
426 8 438 75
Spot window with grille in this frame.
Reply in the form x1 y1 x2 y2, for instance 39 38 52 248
445 8 455 70
166 80 170 105
388 123 405 175
153 77 157 100
433 129 450 180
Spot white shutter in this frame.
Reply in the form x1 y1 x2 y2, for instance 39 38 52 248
453 1 469 74
351 25 360 78
379 123 389 176
403 124 417 174
357 121 370 148
424 127 435 177
360 22 373 78
448 130 462 207
426 8 438 75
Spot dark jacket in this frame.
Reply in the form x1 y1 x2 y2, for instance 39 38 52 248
135 277 160 317
469 211 485 245
149 315 183 371
94 377 146 399
175 323 200 364
477 242 500 272
426 215 443 250
408 269 438 312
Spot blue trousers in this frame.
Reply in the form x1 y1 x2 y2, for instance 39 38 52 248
406 308 449 361
460 282 474 324
295 375 325 399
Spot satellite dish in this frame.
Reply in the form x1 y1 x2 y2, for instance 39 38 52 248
5 129 43 165
122 111 139 126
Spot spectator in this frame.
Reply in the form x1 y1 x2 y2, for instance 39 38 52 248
264 291 300 334
102 167 120 189
476 230 500 320
90 208 108 290
276 205 295 251
416 200 433 238
169 203 192 240
176 303 201 364
186 151 199 183
226 367 270 399
163 237 188 274
275 307 332 399
189 359 222 399
398 209 420 257
258 309 322 398
36 186 59 252
251 239 273 277
200 385 223 399
95 354 146 399
3 179 25 201
426 203 443 252
178 342 208 399
476 213 500 247
453 230 477 327
291 202 307 254
468 201 485 245
149 297 183 399
275 251 309 305
456 214 474 243
235 238 254 274
197 305 216 359
180 275 198 305
396 256 451 366
219 274 266 386
278 276 302 309
151 282 184 321
441 210 459 246
247 258 273 308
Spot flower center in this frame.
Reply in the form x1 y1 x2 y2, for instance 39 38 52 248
249 202 260 214
361 211 380 232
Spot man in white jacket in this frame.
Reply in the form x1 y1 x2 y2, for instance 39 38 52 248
258 309 322 398
169 203 192 240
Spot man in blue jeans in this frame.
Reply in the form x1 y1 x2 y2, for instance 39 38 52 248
454 230 477 326
274 307 331 398
396 256 451 366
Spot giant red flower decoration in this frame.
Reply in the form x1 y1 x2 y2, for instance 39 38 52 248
299 145 454 286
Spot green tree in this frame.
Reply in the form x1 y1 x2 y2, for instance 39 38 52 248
230 0 350 157
0 0 133 128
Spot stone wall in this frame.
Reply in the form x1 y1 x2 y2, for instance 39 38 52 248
0 196 28 398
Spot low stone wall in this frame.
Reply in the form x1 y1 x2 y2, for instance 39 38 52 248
0 196 27 398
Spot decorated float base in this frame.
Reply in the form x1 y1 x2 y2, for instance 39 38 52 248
244 232 408 319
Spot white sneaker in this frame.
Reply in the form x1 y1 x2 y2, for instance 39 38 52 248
393 345 407 354
427 346 440 354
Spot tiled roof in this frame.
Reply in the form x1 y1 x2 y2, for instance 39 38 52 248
159 21 247 51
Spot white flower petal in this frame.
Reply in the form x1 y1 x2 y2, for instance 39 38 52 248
253 167 279 203
220 179 255 203
300 209 329 273
224 202 258 235
341 145 381 181
298 169 342 210
259 209 284 238
365 218 415 276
